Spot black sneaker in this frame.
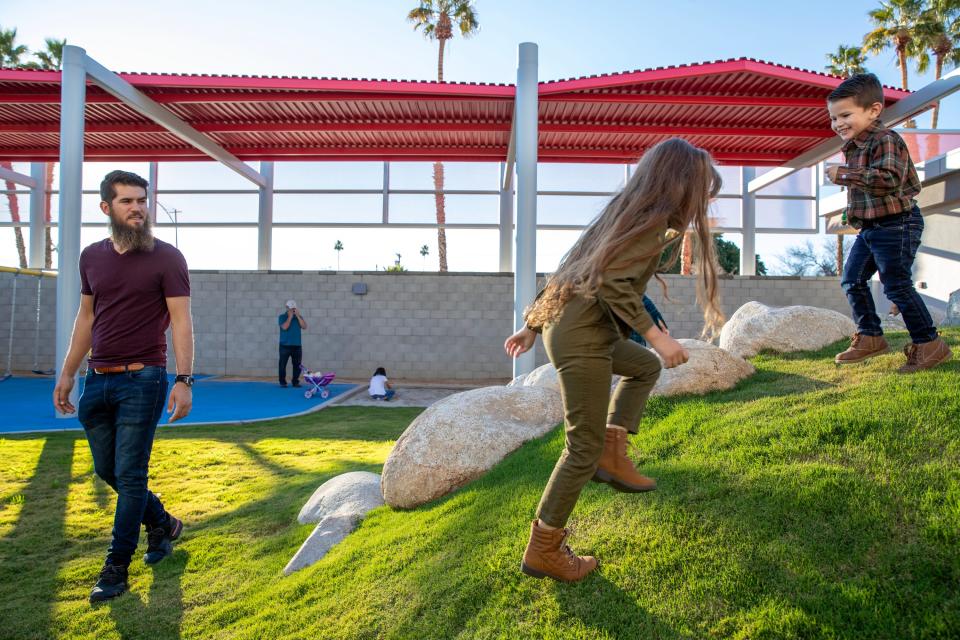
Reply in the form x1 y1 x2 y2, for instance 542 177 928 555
279 382 288 388
144 515 183 565
90 564 128 603
292 380 301 387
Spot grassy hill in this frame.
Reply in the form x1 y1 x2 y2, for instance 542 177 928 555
1 328 958 639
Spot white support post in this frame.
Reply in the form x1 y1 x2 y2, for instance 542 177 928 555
147 161 159 225
740 166 757 276
257 161 274 270
499 162 514 272
29 163 46 268
514 42 538 378
382 161 390 223
55 45 87 417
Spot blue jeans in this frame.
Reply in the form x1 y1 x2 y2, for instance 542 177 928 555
370 390 395 400
841 207 937 344
78 366 169 567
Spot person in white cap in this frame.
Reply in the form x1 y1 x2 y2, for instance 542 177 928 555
278 299 307 387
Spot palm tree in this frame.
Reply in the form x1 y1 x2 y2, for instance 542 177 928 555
0 26 30 267
914 0 960 128
407 0 479 272
334 240 343 271
825 44 869 77
24 38 65 267
420 243 430 269
864 0 926 128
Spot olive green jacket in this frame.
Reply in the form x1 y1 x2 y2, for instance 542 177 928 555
528 224 675 338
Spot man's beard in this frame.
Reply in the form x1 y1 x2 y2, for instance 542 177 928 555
109 211 155 252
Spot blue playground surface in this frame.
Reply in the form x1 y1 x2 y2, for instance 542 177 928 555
0 375 356 434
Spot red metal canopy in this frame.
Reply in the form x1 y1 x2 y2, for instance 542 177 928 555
0 57 910 166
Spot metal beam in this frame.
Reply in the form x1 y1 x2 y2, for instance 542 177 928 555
28 163 45 268
147 161 159 225
514 43 538 378
740 167 757 276
0 89 514 105
747 68 960 193
257 161 274 270
55 45 86 418
75 46 266 188
0 164 37 188
382 162 390 223
499 162 514 272
0 120 832 139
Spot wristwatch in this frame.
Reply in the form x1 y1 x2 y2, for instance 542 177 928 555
174 374 195 387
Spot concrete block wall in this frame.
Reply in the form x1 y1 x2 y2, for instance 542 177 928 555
0 272 56 373
1 270 851 381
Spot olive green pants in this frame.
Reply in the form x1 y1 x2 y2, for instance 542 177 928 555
536 296 662 528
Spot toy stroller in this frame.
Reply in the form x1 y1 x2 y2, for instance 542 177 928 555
299 365 336 399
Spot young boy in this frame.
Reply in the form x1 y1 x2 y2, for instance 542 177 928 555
826 73 952 373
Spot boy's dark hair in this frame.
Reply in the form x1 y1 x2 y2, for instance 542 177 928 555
374 367 387 377
100 170 149 204
828 73 884 108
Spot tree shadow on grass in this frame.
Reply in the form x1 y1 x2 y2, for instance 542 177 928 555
105 550 188 640
555 573 685 639
629 461 960 638
0 436 76 640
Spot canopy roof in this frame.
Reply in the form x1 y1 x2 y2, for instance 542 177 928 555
0 57 910 166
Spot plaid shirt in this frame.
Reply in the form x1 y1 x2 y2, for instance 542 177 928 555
835 119 920 228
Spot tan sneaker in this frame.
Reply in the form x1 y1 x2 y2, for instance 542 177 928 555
898 336 953 373
521 520 598 583
592 426 656 493
835 333 889 364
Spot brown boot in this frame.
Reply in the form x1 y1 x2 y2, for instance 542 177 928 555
898 336 953 373
592 426 657 493
835 333 889 364
521 520 598 582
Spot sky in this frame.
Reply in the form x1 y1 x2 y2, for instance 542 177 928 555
2 0 958 273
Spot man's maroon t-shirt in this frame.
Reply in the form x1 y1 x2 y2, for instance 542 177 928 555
79 238 190 368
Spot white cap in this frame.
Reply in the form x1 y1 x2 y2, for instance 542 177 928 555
285 299 297 309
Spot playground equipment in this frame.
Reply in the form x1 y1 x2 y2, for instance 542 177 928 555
1 266 56 381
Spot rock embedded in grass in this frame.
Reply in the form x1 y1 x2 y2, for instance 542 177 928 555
284 471 385 575
649 339 755 397
381 386 563 509
297 471 384 525
719 301 856 358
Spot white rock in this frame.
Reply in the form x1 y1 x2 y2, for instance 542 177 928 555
284 471 385 575
297 471 384 525
522 363 561 393
381 386 563 509
650 339 755 397
283 513 356 575
506 374 527 387
719 301 856 358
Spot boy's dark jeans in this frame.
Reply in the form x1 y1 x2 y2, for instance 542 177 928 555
841 206 937 344
78 366 169 567
278 344 302 384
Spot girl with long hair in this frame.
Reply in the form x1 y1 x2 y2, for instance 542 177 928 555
504 138 725 582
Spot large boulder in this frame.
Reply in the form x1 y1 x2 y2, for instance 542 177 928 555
522 362 561 394
719 301 855 358
650 339 755 397
381 386 563 509
284 471 385 575
297 471 384 525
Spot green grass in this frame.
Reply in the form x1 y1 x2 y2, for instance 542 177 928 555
1 329 958 639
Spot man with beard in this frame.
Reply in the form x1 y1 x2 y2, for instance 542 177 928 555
53 170 194 604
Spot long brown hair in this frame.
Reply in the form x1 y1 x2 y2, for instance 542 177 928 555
525 138 725 339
